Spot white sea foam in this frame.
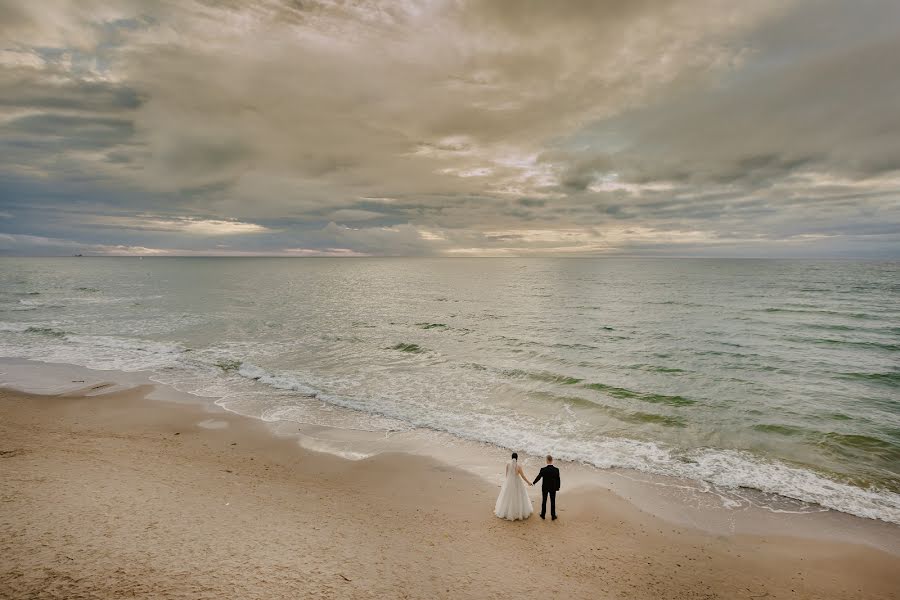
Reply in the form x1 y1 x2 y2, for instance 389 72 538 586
0 326 186 372
61 295 160 305
210 362 900 524
237 363 319 396
2 328 898 524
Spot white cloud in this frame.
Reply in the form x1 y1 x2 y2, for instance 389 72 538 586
282 247 368 257
327 209 385 222
89 216 271 235
0 232 166 256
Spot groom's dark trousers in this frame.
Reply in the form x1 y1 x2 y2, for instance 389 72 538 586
533 464 561 518
541 489 556 519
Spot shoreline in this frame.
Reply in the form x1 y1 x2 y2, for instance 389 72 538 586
2 378 899 598
2 357 899 556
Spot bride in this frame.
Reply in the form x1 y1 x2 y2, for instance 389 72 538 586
494 452 533 520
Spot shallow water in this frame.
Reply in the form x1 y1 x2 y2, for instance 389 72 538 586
1 257 898 523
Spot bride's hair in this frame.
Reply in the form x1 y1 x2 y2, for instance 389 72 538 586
511 452 518 460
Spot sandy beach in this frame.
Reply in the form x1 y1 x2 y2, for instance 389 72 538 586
1 381 898 599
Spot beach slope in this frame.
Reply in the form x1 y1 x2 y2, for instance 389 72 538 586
1 386 897 599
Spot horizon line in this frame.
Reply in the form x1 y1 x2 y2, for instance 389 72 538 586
2 254 897 260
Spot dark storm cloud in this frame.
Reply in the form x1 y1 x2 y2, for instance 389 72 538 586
0 0 898 256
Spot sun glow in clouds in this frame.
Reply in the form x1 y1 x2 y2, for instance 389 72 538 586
92 216 271 236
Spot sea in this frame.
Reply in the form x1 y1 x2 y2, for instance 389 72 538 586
1 257 898 524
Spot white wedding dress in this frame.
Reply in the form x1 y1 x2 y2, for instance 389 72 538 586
494 459 533 520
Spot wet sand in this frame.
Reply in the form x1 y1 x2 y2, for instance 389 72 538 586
1 384 898 599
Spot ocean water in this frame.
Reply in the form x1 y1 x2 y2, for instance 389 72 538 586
1 257 898 523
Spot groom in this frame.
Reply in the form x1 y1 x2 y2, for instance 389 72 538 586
532 455 560 520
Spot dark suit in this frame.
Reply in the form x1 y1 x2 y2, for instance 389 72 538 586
532 465 560 518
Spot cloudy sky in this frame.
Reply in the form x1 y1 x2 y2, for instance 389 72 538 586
1 0 899 257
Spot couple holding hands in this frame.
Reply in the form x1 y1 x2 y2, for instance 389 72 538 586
494 453 560 521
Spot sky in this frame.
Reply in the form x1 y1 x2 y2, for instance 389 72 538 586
1 0 899 257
